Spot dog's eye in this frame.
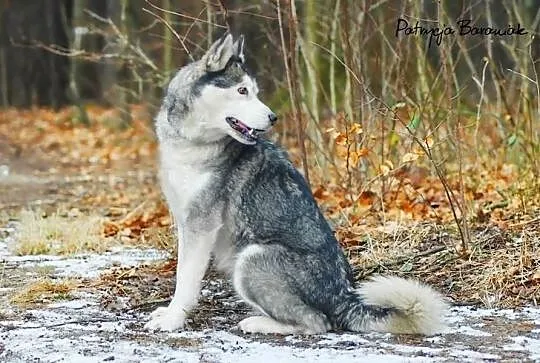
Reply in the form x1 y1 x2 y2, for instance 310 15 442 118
237 87 248 95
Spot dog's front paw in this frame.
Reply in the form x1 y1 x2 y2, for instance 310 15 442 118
144 306 186 332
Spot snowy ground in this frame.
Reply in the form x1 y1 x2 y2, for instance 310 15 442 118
1 223 540 362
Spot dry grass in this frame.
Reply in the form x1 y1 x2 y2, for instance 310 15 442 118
344 221 443 265
140 226 175 252
10 278 79 307
451 228 540 308
11 210 110 256
0 210 12 225
343 222 540 308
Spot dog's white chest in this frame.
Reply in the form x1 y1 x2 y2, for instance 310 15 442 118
166 166 212 214
159 146 214 222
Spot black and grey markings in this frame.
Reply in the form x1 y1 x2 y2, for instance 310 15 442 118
193 57 250 95
164 93 188 128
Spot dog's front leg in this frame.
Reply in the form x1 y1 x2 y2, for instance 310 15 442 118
145 224 217 332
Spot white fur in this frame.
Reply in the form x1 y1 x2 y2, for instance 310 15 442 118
162 74 272 146
205 33 235 72
145 224 220 332
159 143 215 222
145 141 223 332
239 316 302 335
232 245 267 315
146 34 273 331
357 276 448 335
194 75 271 145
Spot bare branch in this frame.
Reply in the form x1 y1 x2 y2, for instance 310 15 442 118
144 0 227 29
142 7 193 62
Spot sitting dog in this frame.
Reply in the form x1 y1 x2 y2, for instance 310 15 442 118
145 33 447 335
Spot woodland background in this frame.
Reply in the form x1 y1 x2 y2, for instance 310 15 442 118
0 0 539 307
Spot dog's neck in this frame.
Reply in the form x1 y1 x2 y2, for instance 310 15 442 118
158 133 249 168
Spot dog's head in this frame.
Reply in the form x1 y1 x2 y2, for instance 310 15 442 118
161 33 277 145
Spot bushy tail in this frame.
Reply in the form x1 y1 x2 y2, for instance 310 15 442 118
340 276 448 335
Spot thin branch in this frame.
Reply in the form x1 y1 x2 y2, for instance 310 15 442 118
474 59 489 123
1 317 135 331
225 10 277 20
85 10 159 71
142 7 193 62
309 41 362 87
182 8 206 49
284 0 310 187
217 0 231 29
144 0 227 29
506 68 538 85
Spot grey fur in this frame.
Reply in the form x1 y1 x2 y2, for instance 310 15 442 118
146 33 447 335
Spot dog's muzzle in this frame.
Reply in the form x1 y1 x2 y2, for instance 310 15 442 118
225 117 266 143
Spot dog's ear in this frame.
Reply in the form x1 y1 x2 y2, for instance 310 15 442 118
233 34 245 63
203 32 235 72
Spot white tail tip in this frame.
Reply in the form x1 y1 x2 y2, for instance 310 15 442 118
358 275 448 335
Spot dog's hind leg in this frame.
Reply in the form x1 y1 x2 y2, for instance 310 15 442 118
233 245 331 335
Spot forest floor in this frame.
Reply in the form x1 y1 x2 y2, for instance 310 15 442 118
0 107 539 362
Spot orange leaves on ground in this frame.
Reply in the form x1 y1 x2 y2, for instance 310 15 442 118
103 200 171 240
357 191 377 206
334 133 348 146
312 185 330 200
0 105 157 172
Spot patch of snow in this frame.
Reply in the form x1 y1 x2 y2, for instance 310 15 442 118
200 330 436 363
54 247 168 278
379 340 442 356
424 336 444 344
3 297 540 363
316 332 372 346
1 297 436 363
456 306 521 320
503 336 540 359
453 325 491 337
4 300 540 363
1 246 168 279
1 223 168 279
447 349 500 361
48 296 98 309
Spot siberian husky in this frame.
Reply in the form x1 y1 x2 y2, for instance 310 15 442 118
145 33 447 335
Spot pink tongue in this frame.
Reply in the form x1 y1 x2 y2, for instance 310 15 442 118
237 121 250 132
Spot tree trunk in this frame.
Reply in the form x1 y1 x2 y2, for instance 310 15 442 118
0 0 72 108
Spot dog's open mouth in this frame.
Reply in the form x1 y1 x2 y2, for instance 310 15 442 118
226 117 265 143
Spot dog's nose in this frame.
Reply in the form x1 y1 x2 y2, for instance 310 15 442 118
268 113 278 125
